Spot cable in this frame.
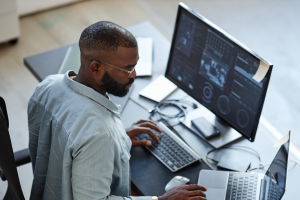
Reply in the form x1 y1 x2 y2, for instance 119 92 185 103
149 99 198 126
206 146 262 167
289 160 300 168
150 99 300 174
247 160 300 173
247 164 270 172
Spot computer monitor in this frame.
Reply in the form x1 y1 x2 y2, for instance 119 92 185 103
165 3 273 142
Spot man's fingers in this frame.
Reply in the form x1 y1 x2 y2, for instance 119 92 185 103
139 122 162 133
135 119 157 126
132 140 152 147
142 128 159 141
184 184 207 191
187 190 206 198
134 127 159 141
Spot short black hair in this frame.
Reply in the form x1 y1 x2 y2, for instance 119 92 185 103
79 21 137 52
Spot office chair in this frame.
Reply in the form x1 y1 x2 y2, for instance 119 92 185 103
0 96 31 200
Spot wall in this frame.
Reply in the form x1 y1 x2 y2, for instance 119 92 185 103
17 0 85 16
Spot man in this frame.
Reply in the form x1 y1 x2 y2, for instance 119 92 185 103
28 21 207 200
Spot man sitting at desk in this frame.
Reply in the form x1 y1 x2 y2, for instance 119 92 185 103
28 21 207 200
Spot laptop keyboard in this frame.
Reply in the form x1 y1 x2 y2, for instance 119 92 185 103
267 179 284 200
135 122 200 172
226 172 258 200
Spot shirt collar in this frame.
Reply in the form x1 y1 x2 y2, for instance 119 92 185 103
64 71 120 115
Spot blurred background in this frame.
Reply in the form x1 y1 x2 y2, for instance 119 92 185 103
0 0 299 199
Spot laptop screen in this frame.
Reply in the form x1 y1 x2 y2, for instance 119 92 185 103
265 132 290 189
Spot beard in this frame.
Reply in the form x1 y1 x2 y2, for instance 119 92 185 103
101 71 134 97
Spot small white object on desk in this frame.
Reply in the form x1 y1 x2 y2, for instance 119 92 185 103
135 37 153 77
165 176 190 191
139 75 177 102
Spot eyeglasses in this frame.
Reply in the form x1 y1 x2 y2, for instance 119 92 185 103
92 60 136 78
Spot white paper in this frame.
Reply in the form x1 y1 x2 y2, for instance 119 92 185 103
252 60 270 83
139 75 177 102
274 132 290 148
135 37 153 77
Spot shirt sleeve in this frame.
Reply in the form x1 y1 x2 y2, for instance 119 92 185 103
71 131 153 200
27 99 42 171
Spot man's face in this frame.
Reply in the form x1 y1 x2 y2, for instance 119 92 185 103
101 70 134 97
97 46 139 97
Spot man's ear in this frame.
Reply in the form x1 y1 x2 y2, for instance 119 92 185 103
90 61 103 75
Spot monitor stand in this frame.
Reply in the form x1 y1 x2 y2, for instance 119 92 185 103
182 106 242 149
215 116 229 126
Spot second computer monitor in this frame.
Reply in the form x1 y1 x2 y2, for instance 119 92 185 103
165 3 273 142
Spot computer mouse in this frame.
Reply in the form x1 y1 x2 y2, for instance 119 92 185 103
165 176 190 191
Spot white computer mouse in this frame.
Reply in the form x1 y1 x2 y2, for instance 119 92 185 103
165 176 190 191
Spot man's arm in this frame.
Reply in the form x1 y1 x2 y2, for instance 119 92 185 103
71 129 206 200
28 99 41 171
71 131 152 200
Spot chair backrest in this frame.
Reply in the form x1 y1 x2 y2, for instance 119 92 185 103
0 97 8 128
0 96 25 200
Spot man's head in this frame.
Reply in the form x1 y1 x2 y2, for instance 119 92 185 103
78 21 138 97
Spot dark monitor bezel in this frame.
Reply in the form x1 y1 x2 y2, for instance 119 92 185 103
165 3 273 142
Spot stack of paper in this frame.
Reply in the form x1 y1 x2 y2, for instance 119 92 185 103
139 75 177 102
135 37 153 77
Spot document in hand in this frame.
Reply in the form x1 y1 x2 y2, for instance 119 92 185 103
135 37 153 77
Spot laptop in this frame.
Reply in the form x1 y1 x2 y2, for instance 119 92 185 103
198 131 291 200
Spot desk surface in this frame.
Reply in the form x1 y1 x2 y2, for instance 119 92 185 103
24 21 299 199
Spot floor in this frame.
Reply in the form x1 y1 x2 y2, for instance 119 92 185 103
0 0 300 199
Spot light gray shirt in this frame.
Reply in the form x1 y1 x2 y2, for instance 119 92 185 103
28 71 151 200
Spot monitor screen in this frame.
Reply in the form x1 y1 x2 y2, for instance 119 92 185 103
165 3 273 142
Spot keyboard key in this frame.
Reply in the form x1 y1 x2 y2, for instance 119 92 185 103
167 160 173 166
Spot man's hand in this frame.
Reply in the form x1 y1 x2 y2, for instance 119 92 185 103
158 185 207 200
126 120 162 147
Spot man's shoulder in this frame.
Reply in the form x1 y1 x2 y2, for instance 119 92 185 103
30 73 76 106
38 74 65 91
31 74 63 95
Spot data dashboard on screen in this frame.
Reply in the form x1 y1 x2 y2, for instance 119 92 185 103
165 3 273 142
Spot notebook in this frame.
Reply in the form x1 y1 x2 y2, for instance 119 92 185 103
139 75 177 102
